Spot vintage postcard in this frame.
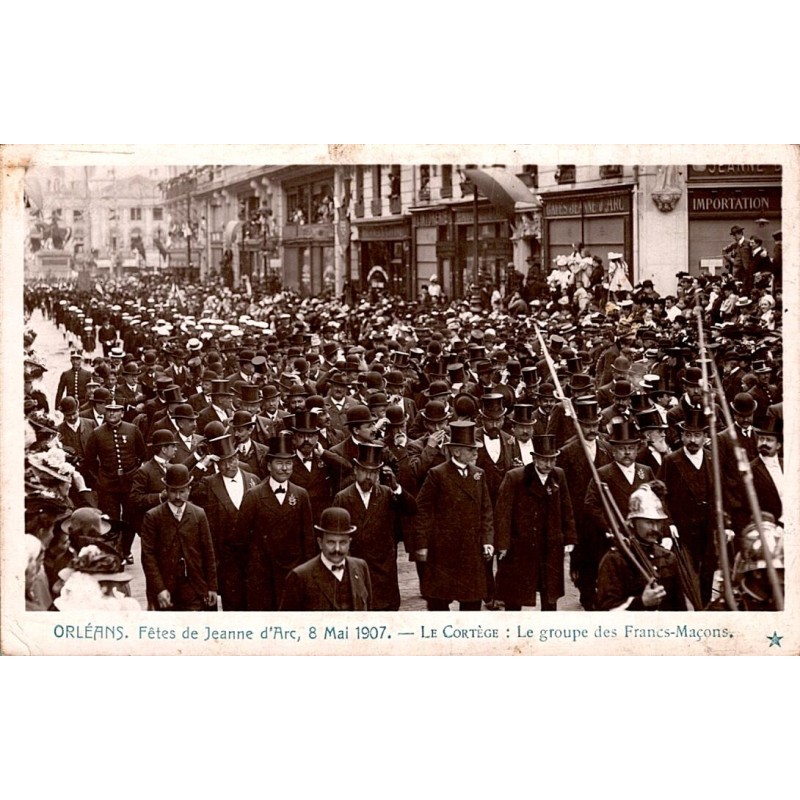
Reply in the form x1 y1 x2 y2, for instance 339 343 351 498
1 143 796 655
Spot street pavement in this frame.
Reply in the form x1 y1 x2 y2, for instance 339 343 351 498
27 307 581 613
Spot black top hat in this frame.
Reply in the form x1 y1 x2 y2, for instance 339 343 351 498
292 411 320 433
531 434 560 458
479 394 506 419
392 351 411 369
162 386 185 405
521 366 541 387
608 417 641 444
447 420 479 449
345 404 377 426
569 373 595 395
315 507 357 536
354 442 384 470
209 433 237 460
573 399 601 424
678 406 707 433
629 392 654 414
150 429 179 448
172 403 199 420
237 384 262 405
753 416 782 438
231 410 255 428
266 431 296 458
164 464 193 489
447 363 467 383
751 360 772 374
510 404 536 425
210 379 235 396
420 399 449 423
635 408 667 431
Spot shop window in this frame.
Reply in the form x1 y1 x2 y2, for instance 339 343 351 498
153 207 164 221
389 165 401 214
459 165 477 196
600 165 622 179
354 166 364 218
73 209 84 222
518 165 538 188
555 165 575 184
371 166 382 216
419 166 431 202
130 207 142 221
441 165 453 198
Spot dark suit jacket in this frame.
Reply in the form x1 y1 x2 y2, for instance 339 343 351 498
237 481 315 610
327 436 361 494
324 396 358 433
584 461 656 535
332 483 417 610
140 501 218 610
280 555 371 611
289 453 335 524
750 455 783 524
236 439 270 480
129 458 169 533
55 367 93 405
56 418 95 462
474 428 516 504
83 421 147 491
192 468 260 610
197 404 231 434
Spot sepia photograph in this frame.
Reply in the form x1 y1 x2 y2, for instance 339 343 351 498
1 144 797 655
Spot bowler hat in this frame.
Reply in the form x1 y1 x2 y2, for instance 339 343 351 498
423 380 451 399
753 417 783 438
328 372 349 387
59 396 78 414
612 380 634 399
447 420 479 448
122 362 140 376
682 367 703 386
474 359 494 375
315 507 357 536
479 394 506 419
385 404 407 427
385 370 406 387
453 394 479 419
420 400 449 423
354 442 384 470
608 417 641 444
203 421 227 440
569 373 595 396
731 393 757 415
91 387 111 404
150 429 178 448
730 225 744 235
172 403 198 420
231 410 255 428
510 404 536 425
164 464 192 489
292 411 320 433
266 431 296 458
262 384 280 400
345 404 377 426
238 348 256 363
531 434 560 458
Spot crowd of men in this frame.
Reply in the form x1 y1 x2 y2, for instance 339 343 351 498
22 242 786 613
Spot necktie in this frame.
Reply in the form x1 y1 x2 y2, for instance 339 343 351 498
304 459 312 469
459 467 468 478
274 486 286 494
331 563 344 572
239 444 248 455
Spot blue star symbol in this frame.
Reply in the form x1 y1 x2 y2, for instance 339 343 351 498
767 632 783 647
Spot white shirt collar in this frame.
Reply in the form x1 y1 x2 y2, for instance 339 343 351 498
167 502 185 519
320 552 346 579
617 461 636 483
684 448 704 469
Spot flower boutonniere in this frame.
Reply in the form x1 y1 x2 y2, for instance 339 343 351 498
637 468 645 480
288 494 297 507
473 472 482 481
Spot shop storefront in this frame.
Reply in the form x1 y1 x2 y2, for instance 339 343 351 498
686 165 782 275
541 187 634 280
411 201 511 301
353 218 411 299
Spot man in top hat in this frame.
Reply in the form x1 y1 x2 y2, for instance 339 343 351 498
583 417 657 603
129 429 179 539
599 379 634 429
411 421 495 611
148 385 187 435
117 361 143 422
229 410 269 479
187 365 217 414
495 434 577 611
326 404 378 494
191 433 260 611
750 416 783 529
82 399 147 565
531 383 558 436
665 366 721 451
596 355 631 409
596 483 686 611
508 404 537 466
56 397 95 463
385 369 419 431
140 464 218 611
287 410 336 525
323 371 358 434
557 399 614 610
251 384 292 445
197 379 236 431
658 406 715 606
239 431 315 611
548 373 596 449
305 394 345 450
332 442 417 611
635 406 670 474
279 507 372 611
55 349 92 407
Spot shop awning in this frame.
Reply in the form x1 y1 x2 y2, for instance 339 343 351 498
463 167 539 218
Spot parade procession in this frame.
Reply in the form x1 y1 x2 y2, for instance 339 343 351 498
19 160 787 615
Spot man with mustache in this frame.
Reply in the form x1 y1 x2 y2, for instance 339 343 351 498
750 416 783 529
